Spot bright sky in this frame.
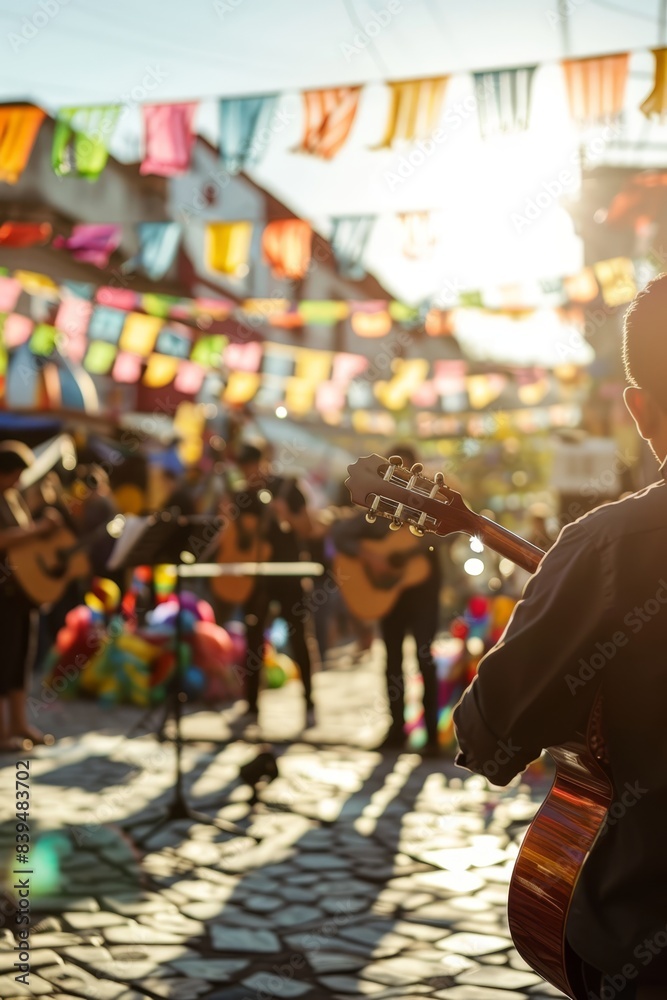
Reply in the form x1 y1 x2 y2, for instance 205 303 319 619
1 0 666 302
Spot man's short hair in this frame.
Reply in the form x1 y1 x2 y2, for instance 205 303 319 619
236 443 263 467
0 440 34 475
623 274 667 410
389 443 417 468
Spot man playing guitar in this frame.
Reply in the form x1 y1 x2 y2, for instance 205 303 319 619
454 275 667 997
225 442 316 728
0 441 61 749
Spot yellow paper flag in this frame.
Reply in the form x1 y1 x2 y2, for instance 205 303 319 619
285 377 315 415
294 348 333 384
207 222 253 276
593 257 636 307
143 354 180 387
119 313 162 356
224 371 261 404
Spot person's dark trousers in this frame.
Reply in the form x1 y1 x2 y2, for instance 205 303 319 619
242 582 313 710
243 584 271 711
280 596 313 706
380 578 439 742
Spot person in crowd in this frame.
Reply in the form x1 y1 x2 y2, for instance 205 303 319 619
332 444 442 754
454 273 667 996
0 441 60 748
223 442 316 728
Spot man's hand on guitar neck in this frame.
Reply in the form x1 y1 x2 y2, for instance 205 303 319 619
35 507 64 537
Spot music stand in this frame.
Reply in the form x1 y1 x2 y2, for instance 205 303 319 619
109 511 254 842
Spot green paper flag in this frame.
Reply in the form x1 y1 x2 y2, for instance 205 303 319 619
29 323 58 356
141 293 181 319
190 335 228 368
84 341 117 374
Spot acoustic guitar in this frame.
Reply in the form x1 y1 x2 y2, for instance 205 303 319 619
212 512 272 604
346 453 612 1000
334 530 431 621
10 523 93 607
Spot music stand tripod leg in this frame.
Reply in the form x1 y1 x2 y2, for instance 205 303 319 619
133 568 259 846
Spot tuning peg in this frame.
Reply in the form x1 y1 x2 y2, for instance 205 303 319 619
389 518 402 531
410 462 423 474
434 472 445 485
388 455 403 466
365 512 377 524
409 524 425 537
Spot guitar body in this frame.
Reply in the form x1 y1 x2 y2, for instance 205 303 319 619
212 514 272 604
508 733 612 999
335 533 431 621
10 526 91 606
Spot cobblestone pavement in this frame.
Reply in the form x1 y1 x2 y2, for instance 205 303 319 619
0 641 564 1000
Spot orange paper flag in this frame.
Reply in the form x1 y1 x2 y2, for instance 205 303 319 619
262 220 312 280
0 106 45 184
297 88 361 159
562 54 629 125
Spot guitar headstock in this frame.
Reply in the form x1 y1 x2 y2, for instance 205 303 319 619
345 454 477 538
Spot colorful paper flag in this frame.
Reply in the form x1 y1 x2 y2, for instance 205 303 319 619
376 77 449 147
140 103 198 176
262 220 312 280
224 371 261 404
473 67 536 137
144 354 180 387
218 94 278 173
562 54 629 125
53 224 122 268
119 313 162 356
84 341 117 375
52 106 120 180
206 222 253 276
297 87 361 158
0 106 45 184
0 222 51 248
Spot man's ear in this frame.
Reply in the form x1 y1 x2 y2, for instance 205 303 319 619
624 385 659 440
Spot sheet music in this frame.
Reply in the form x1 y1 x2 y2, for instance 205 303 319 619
106 515 150 571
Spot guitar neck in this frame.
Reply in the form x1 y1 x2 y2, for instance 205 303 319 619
468 514 544 574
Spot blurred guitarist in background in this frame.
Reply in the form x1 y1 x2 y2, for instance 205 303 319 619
454 275 667 997
333 445 442 754
0 441 60 749
226 442 316 728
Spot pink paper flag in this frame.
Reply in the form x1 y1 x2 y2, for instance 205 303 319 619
223 341 263 373
140 103 198 177
332 352 368 384
53 224 122 268
174 361 206 395
316 381 346 412
96 286 138 311
4 313 33 347
55 297 93 338
112 352 143 383
0 277 21 312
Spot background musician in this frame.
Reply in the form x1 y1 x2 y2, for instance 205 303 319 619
454 274 667 996
229 442 316 728
332 444 442 754
0 441 60 749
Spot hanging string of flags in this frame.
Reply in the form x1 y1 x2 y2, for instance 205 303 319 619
1 47 667 185
0 249 652 417
0 201 657 311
